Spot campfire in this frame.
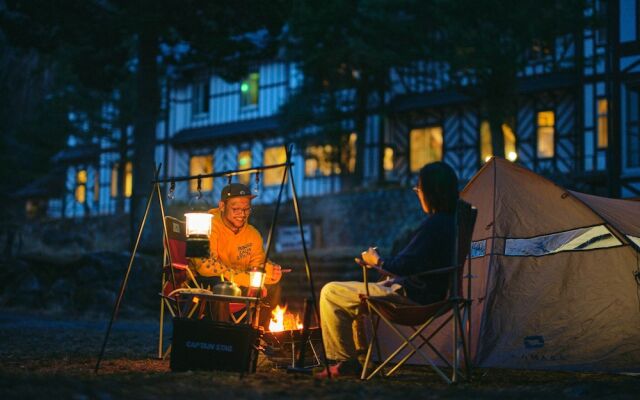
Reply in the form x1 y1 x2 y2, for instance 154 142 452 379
268 304 303 332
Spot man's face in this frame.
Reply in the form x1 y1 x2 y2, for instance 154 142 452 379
220 196 252 230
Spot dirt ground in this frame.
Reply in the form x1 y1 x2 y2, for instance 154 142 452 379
0 310 638 399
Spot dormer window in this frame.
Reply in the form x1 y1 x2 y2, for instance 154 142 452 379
192 80 210 118
240 72 259 108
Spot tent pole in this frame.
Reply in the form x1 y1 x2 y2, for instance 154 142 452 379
95 164 161 373
285 145 332 378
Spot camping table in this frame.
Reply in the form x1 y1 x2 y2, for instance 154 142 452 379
176 292 261 326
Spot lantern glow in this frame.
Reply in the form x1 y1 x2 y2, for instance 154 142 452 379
184 212 213 237
249 268 265 288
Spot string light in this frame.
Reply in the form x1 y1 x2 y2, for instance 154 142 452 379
168 180 175 200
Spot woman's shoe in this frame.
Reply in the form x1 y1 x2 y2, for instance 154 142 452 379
314 359 362 378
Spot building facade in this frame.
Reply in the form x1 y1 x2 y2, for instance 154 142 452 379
47 0 640 226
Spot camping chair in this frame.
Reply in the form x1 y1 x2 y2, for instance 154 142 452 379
160 216 202 315
360 200 477 383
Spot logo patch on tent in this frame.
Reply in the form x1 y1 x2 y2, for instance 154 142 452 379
524 335 545 349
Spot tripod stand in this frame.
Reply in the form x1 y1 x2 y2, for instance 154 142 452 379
94 145 331 377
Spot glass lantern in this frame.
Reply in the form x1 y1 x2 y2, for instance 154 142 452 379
184 211 213 258
249 267 265 289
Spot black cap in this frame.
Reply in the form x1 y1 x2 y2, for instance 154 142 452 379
220 183 256 202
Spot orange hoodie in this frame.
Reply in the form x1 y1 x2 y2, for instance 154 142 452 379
193 208 266 279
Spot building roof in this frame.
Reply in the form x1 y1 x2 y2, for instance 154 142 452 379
171 116 279 146
12 167 66 199
51 144 100 164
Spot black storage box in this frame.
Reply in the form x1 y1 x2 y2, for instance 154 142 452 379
170 318 260 373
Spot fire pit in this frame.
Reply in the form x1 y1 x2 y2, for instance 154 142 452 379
262 328 322 369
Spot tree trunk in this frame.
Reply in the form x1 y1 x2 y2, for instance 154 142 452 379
131 22 161 251
353 83 368 187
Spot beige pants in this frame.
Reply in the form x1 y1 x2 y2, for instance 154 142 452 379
319 280 405 361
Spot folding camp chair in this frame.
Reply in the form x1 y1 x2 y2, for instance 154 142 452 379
160 216 202 313
360 200 477 383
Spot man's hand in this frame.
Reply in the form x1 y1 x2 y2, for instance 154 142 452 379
267 262 282 284
361 247 381 267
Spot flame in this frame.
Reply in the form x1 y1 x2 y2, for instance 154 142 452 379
269 304 304 332
269 304 287 332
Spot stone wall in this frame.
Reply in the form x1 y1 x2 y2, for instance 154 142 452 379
250 186 425 254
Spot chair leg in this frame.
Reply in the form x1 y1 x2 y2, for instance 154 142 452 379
366 303 452 384
361 314 379 380
393 313 454 373
454 303 471 380
158 297 165 359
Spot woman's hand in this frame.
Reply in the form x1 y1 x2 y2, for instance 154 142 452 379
361 247 382 267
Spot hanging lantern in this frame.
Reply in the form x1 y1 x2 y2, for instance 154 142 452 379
184 212 212 237
184 176 212 258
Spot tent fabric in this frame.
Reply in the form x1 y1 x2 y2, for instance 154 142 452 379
374 157 640 372
569 190 640 239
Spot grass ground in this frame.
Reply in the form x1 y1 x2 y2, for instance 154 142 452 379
0 310 638 399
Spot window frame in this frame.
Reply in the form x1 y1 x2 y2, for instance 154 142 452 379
408 125 444 173
191 79 210 119
240 71 260 109
536 109 556 159
263 146 287 186
188 154 214 193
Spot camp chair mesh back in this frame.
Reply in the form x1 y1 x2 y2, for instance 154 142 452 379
360 200 477 383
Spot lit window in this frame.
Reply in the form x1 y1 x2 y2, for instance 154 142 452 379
238 151 252 185
305 145 338 177
189 155 213 193
410 126 443 172
94 172 100 201
537 111 555 158
480 121 518 163
383 146 394 171
111 164 118 198
192 80 210 117
503 124 518 161
124 162 132 198
263 147 287 186
240 72 259 107
341 133 357 173
597 98 608 149
480 121 493 163
75 169 87 203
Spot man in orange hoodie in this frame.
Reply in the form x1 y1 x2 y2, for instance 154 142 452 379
192 183 282 325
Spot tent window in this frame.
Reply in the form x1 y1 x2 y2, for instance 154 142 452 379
189 155 213 193
536 110 555 158
410 126 443 172
263 146 287 186
471 240 487 258
628 235 640 248
237 151 252 185
504 225 622 256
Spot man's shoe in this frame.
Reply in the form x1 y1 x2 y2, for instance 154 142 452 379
315 359 362 379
